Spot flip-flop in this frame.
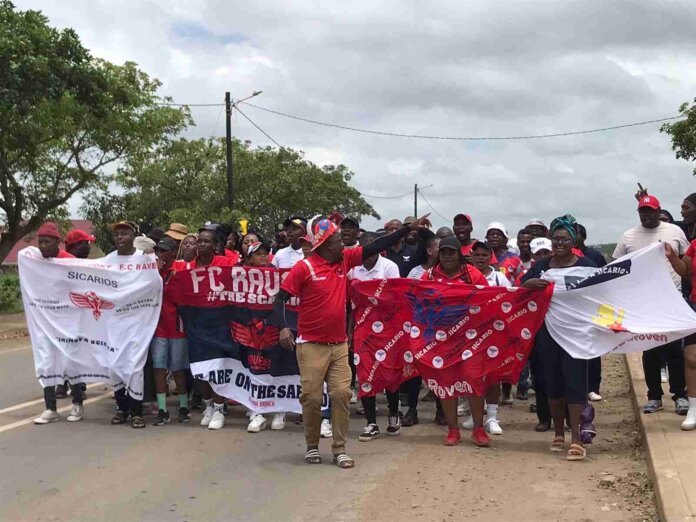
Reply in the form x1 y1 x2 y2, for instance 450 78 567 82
333 453 355 469
566 443 586 461
550 436 565 452
305 448 322 464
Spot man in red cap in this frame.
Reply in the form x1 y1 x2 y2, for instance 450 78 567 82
453 213 475 256
33 223 88 425
614 194 690 416
272 214 431 469
65 229 96 259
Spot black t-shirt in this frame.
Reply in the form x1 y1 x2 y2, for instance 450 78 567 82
521 256 598 283
385 244 418 277
581 246 607 268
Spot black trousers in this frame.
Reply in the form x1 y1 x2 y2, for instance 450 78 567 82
361 391 399 425
44 383 86 410
529 344 551 423
588 357 601 394
642 339 686 401
114 388 143 417
400 376 422 411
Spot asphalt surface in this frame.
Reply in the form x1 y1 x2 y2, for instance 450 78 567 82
0 337 656 522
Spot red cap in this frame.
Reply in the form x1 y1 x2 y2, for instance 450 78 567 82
638 195 660 210
454 213 472 224
36 222 62 240
65 229 96 246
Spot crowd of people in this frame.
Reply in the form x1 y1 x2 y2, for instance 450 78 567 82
29 187 696 468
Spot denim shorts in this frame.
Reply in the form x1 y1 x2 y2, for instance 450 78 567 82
150 337 189 371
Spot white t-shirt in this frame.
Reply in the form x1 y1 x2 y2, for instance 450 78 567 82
613 222 689 288
484 267 512 288
271 245 304 269
407 265 427 280
103 248 144 262
348 255 400 282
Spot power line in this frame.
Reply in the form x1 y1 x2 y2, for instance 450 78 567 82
234 105 284 148
161 101 225 107
241 101 683 141
360 190 413 199
417 189 449 222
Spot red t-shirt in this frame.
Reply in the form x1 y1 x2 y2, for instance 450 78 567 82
421 264 489 286
686 240 696 302
56 249 74 258
224 249 241 265
281 247 364 343
499 255 523 282
172 255 237 270
156 266 185 339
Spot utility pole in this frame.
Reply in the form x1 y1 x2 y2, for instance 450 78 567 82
414 183 418 217
225 92 234 210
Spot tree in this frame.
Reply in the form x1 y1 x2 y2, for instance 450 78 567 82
0 1 190 262
661 98 696 176
82 137 379 245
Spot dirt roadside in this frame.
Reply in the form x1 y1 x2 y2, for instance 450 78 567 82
358 355 657 522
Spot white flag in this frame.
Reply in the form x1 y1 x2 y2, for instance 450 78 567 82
540 242 696 359
18 247 162 399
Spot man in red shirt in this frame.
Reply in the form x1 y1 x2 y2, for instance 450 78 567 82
33 223 88 425
151 237 191 426
453 213 475 257
273 214 431 468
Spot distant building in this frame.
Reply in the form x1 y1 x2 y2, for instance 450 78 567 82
2 219 104 264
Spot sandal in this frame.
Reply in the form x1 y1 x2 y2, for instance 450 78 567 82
333 453 355 469
131 416 146 429
566 443 586 461
111 411 127 425
550 436 565 452
305 448 322 464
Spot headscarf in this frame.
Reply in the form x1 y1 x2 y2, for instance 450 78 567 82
549 214 577 244
685 193 696 207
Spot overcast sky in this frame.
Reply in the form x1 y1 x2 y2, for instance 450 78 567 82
18 0 696 243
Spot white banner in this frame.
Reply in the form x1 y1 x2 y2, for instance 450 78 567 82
18 247 162 399
541 243 696 358
192 358 328 414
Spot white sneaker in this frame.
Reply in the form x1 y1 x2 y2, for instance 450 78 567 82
461 415 474 430
320 418 333 438
67 404 84 422
247 413 267 433
485 417 503 435
208 410 225 430
457 398 470 417
350 389 358 404
681 408 696 431
588 392 602 402
34 410 60 425
271 412 286 430
200 404 214 426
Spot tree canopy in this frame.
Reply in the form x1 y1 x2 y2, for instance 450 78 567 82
0 0 190 262
82 138 378 251
661 98 696 176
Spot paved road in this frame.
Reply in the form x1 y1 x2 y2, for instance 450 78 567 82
0 339 656 522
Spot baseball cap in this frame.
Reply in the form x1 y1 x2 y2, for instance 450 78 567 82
453 213 472 224
341 215 360 228
247 241 270 256
638 195 660 210
36 222 62 239
164 223 188 241
471 240 492 252
306 215 339 251
527 219 547 229
198 222 220 233
486 221 509 239
65 229 95 246
110 221 138 233
530 237 553 254
133 235 156 251
283 216 308 231
403 216 417 225
154 237 178 252
438 235 462 251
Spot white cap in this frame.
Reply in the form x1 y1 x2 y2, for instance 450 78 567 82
530 237 552 254
486 221 509 239
527 219 547 228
